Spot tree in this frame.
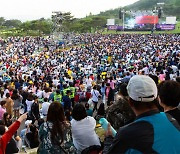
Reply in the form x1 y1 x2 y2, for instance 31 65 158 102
3 19 22 28
62 12 75 32
20 21 32 31
20 19 52 35
0 17 5 26
91 16 107 30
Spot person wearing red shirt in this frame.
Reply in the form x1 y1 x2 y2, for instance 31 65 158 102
0 113 27 154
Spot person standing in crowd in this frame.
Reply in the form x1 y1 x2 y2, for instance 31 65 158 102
4 93 14 118
38 102 75 153
100 82 106 100
108 76 115 92
105 83 114 106
41 98 50 117
0 101 6 120
103 75 180 153
71 104 101 153
19 87 29 113
158 70 165 82
158 80 180 125
11 89 22 119
69 83 76 107
53 90 62 103
91 86 101 112
26 93 34 113
3 84 9 98
30 96 40 124
86 76 92 89
43 88 52 99
0 90 4 102
62 90 72 111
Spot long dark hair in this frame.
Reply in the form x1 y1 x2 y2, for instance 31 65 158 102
47 102 66 145
97 103 105 116
29 124 39 143
27 93 34 101
3 112 12 127
11 89 20 100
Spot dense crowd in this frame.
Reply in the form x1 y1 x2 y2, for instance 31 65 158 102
0 33 179 153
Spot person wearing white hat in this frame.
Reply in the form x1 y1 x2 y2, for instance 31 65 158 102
103 75 180 154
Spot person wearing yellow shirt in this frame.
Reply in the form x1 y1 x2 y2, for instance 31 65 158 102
67 69 72 78
101 72 107 79
107 56 112 64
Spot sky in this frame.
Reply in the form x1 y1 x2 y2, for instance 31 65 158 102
0 0 139 21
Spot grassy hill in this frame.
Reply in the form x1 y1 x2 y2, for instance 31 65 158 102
97 0 180 20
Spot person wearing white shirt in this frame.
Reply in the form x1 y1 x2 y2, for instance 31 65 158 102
36 89 43 99
71 104 101 154
26 93 34 112
41 98 50 116
52 77 59 86
3 85 9 98
91 86 101 112
86 76 92 87
26 99 34 113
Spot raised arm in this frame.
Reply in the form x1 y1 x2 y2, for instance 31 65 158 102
1 113 27 153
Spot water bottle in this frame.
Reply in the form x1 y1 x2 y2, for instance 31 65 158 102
99 118 117 137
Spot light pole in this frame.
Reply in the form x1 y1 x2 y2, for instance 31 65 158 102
153 6 157 31
122 9 125 31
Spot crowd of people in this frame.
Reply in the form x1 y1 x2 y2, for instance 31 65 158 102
0 33 179 153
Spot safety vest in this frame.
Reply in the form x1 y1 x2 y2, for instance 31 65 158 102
63 88 70 96
54 93 62 102
69 87 76 99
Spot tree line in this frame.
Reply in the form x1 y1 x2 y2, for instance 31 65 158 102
0 13 107 37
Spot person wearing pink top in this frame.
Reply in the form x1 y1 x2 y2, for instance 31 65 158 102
108 77 115 90
0 101 6 120
159 71 165 82
105 83 114 106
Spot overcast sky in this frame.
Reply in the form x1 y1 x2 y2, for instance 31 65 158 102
0 0 138 21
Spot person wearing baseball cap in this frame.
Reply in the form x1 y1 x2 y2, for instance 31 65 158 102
103 75 180 154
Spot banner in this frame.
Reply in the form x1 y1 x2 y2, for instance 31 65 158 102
136 16 158 24
107 19 115 25
107 25 123 30
166 17 176 24
156 24 175 30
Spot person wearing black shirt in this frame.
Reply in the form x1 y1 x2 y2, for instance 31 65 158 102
63 90 72 111
30 96 40 124
26 124 39 148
